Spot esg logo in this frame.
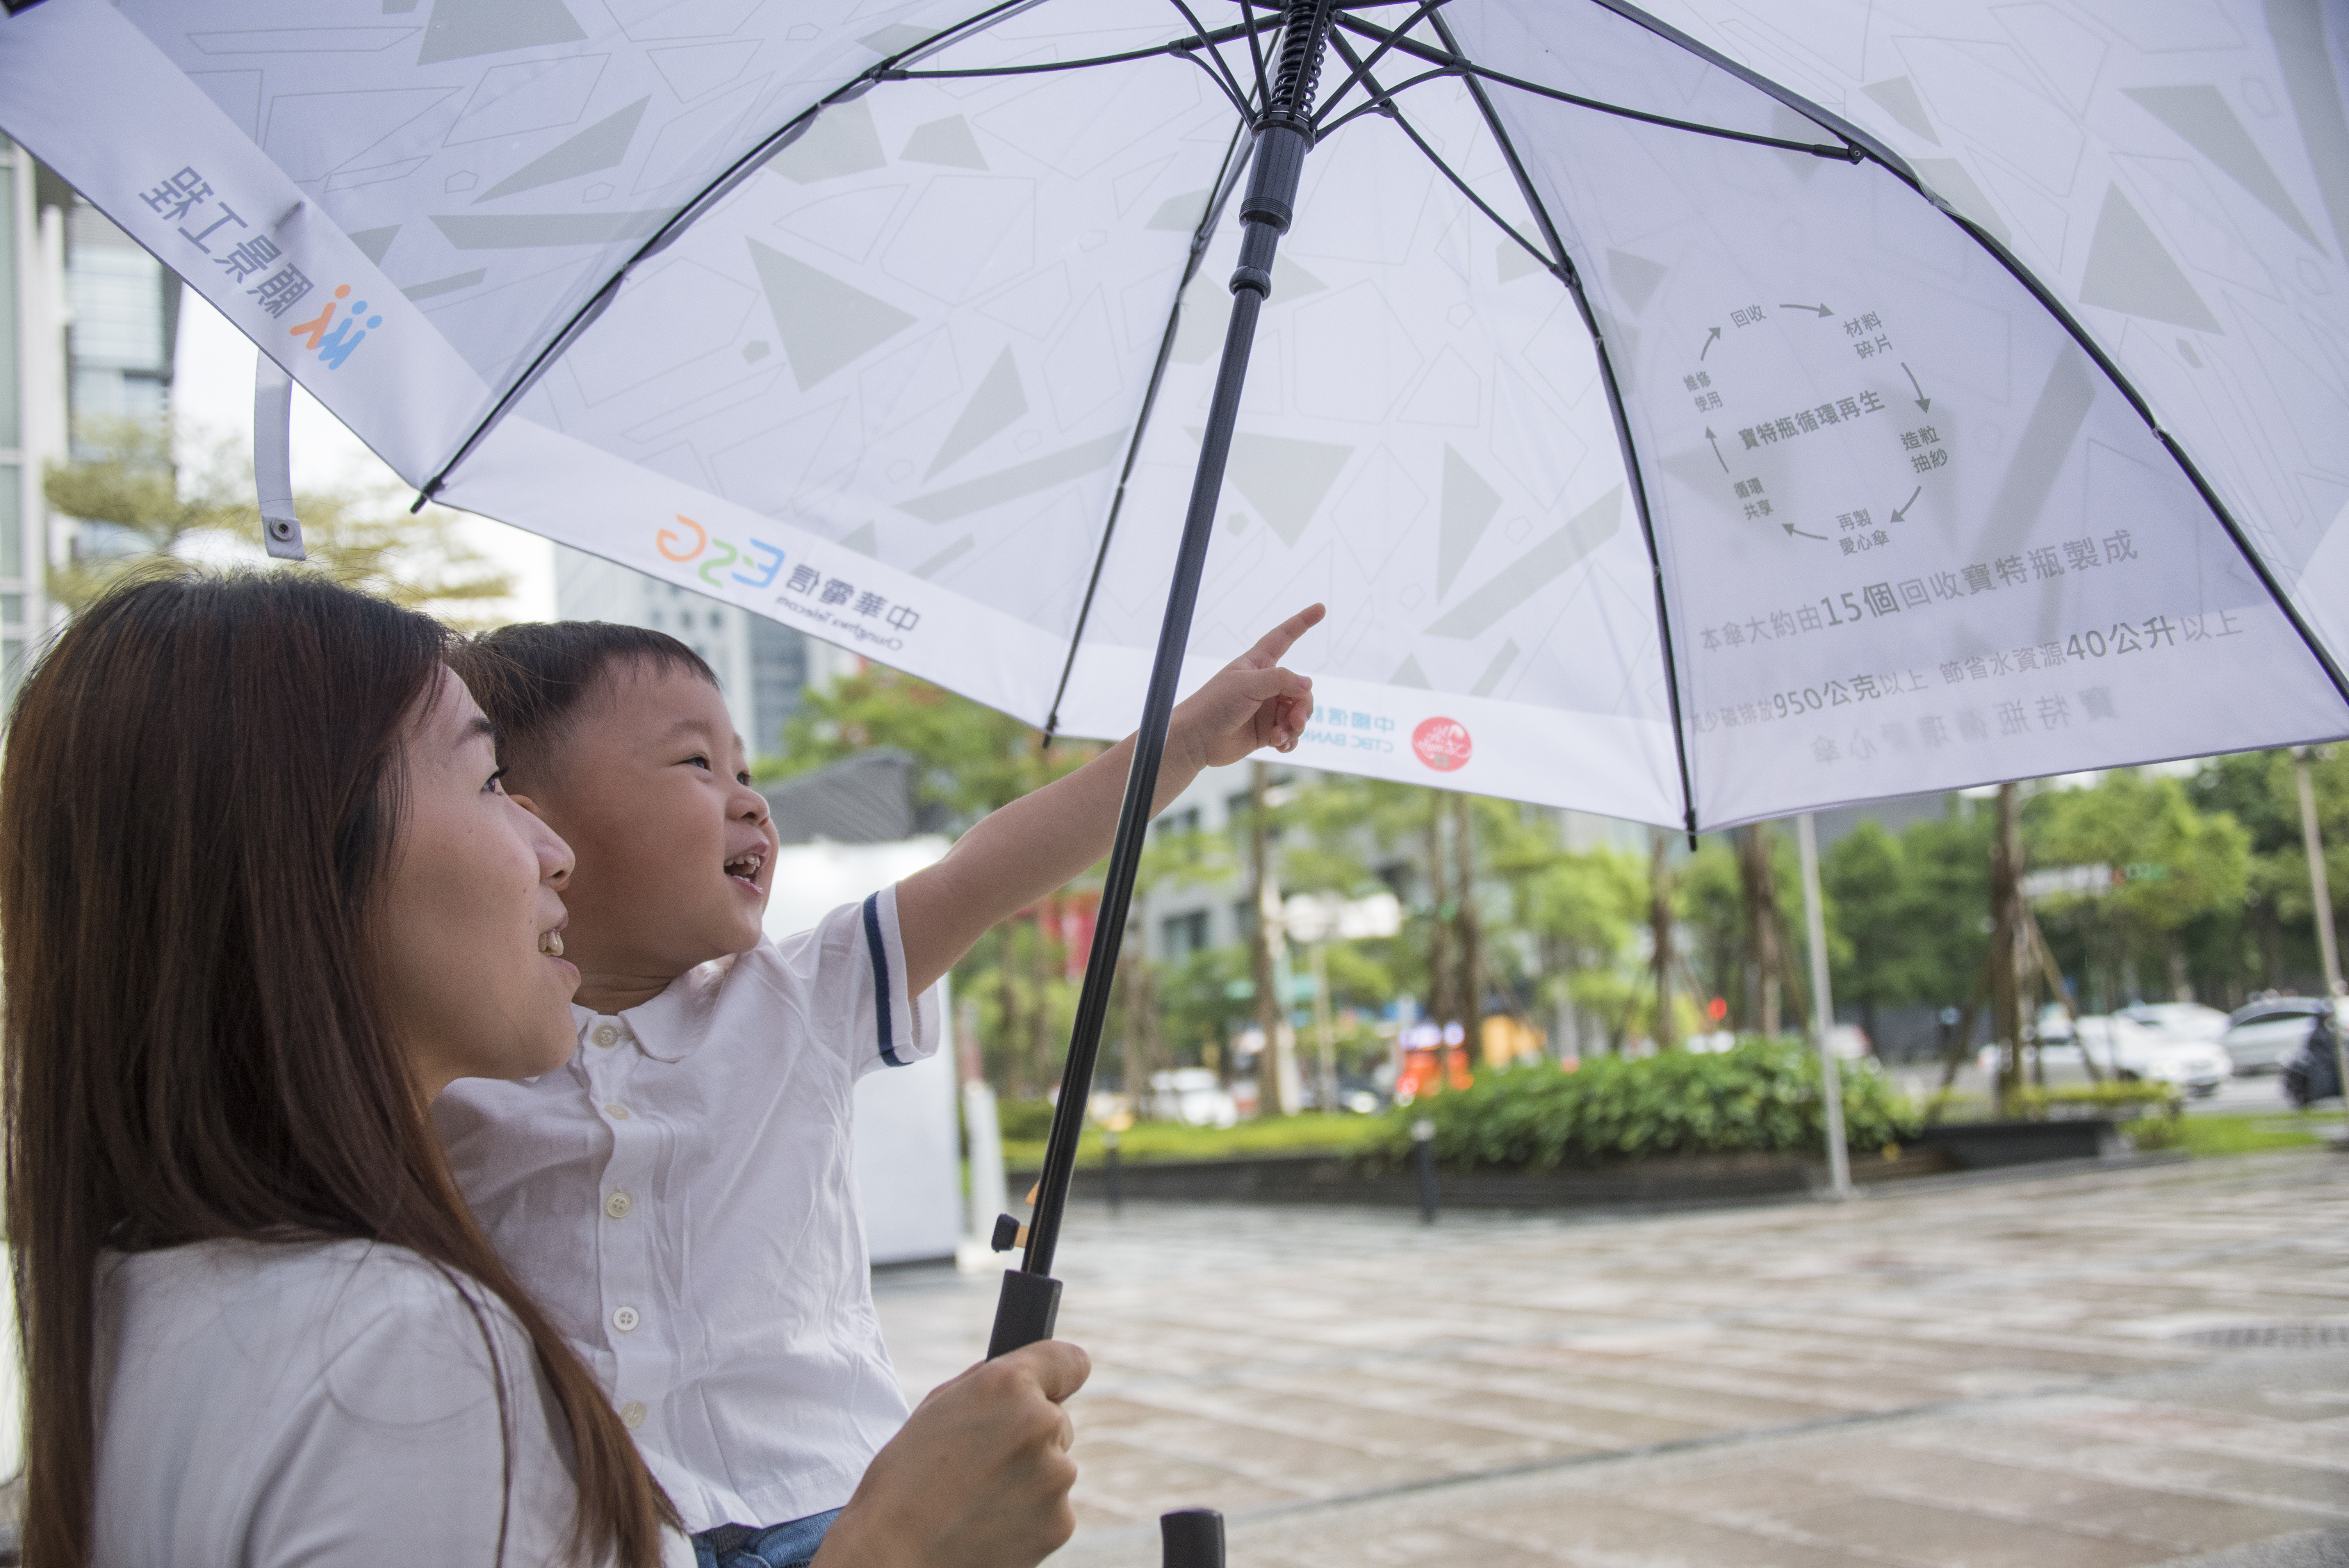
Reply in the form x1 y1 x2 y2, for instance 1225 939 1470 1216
658 515 783 590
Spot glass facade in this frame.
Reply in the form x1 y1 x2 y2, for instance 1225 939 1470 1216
0 156 17 451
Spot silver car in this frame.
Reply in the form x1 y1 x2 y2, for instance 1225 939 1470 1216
2220 998 2331 1074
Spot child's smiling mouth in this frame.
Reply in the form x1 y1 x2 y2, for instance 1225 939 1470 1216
724 850 765 891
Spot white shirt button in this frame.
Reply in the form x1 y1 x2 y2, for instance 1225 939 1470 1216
612 1305 641 1333
605 1191 633 1220
604 1103 630 1120
620 1401 647 1430
591 1024 620 1048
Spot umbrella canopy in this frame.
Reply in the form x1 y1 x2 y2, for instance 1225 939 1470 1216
4 0 2345 830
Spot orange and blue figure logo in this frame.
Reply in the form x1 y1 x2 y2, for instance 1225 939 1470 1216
287 283 383 369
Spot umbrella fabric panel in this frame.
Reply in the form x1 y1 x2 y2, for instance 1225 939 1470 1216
1052 85 1685 824
1627 0 2349 726
107 0 988 456
1454 0 2349 829
0 0 504 480
436 30 1244 730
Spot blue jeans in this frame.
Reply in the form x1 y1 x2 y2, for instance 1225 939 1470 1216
692 1509 842 1568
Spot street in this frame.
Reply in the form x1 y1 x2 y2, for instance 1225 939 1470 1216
876 1151 2349 1566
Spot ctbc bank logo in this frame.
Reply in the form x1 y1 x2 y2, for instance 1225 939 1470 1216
1411 716 1472 772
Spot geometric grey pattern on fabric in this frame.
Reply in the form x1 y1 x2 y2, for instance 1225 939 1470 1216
415 0 588 66
17 0 2348 828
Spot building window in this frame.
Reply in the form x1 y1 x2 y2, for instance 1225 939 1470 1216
1162 911 1209 961
1154 805 1201 839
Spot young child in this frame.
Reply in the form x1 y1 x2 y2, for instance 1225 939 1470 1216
434 606 1321 1568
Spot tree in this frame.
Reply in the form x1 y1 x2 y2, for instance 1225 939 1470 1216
767 663 1101 825
46 421 514 625
1822 819 1908 1048
2030 770 2249 1007
1482 815 1646 1057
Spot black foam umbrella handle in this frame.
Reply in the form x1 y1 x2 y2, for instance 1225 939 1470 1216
1161 1508 1225 1568
985 1268 1062 1360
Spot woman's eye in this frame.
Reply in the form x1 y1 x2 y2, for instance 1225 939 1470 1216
485 767 509 795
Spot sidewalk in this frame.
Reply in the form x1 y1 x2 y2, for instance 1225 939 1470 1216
873 1150 2349 1565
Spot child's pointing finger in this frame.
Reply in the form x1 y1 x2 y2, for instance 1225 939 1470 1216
1240 602 1326 668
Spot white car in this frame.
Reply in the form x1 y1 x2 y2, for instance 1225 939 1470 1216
1991 1016 2230 1096
2069 1015 2230 1095
2120 1001 2232 1046
2221 998 2333 1074
1144 1068 1239 1128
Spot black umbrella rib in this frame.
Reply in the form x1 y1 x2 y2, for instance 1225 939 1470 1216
1911 205 2349 713
1396 11 1700 837
1332 12 1858 161
1233 0 1274 107
1579 0 2349 716
412 0 1075 509
884 20 1257 80
1041 117 1256 743
1313 0 1448 130
1317 65 1455 137
1164 0 1259 119
1317 34 1560 283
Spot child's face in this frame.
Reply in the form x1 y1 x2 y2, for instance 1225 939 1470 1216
515 661 776 988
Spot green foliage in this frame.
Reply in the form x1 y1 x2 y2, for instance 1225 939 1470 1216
1366 1039 1916 1169
1816 807 1991 1026
45 421 515 625
995 1096 1059 1142
2160 1110 2331 1157
765 663 1100 824
2008 1082 2181 1121
1154 944 1255 1067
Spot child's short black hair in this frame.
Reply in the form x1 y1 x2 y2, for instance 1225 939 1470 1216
450 621 720 779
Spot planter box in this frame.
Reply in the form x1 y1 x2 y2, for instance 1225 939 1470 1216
1007 1122 2111 1212
1911 1118 2118 1169
1011 1149 1825 1211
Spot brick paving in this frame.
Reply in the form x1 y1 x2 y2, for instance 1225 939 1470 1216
873 1150 2349 1566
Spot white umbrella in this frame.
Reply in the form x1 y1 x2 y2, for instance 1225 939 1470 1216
6 0 2345 1339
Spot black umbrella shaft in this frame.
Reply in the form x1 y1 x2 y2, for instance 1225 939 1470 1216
1019 286 1265 1285
997 4 1335 1329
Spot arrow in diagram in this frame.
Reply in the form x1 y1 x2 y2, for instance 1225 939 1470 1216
1902 362 1931 412
1700 325 1721 360
1891 486 1922 522
1782 522 1827 540
1780 302 1834 317
1706 427 1727 471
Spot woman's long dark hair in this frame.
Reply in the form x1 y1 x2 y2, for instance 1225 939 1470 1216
0 573 675 1567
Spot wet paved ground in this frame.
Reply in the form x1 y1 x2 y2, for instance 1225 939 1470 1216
874 1149 2349 1566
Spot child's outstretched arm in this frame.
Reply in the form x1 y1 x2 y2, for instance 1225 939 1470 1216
896 604 1324 994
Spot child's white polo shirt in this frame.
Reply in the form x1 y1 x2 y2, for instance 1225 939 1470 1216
433 887 937 1533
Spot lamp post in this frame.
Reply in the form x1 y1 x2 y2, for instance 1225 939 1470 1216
1795 813 1853 1200
2290 747 2349 1136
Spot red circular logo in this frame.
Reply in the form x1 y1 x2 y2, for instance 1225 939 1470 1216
1412 716 1472 771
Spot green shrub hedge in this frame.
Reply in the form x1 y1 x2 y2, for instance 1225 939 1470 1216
2008 1082 2181 1121
1366 1038 1916 1169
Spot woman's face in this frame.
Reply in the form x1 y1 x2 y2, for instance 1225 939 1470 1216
377 667 579 1098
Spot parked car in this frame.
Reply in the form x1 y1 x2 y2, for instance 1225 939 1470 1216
2220 997 2333 1074
1985 1016 2231 1095
1144 1068 1239 1128
2120 1001 2231 1046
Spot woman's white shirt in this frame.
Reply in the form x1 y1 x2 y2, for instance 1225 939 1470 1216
93 1237 694 1567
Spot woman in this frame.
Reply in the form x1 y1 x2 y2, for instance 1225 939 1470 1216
0 574 1085 1567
